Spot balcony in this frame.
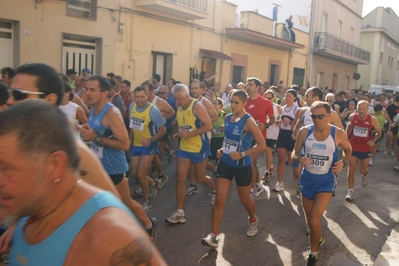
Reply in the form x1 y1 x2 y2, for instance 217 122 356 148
313 32 370 65
135 0 208 20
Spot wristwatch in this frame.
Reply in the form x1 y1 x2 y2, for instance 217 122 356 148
95 135 101 144
240 151 246 158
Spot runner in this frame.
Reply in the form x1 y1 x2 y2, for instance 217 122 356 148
166 84 216 224
201 90 266 248
245 77 274 197
345 100 381 201
292 101 351 266
129 85 166 211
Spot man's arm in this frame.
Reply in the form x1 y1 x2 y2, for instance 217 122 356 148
202 97 218 122
330 110 344 129
291 126 309 163
345 114 354 137
72 93 90 116
158 98 175 121
293 108 306 137
101 107 130 151
179 102 212 139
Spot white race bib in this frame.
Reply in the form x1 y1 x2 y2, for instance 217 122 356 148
130 117 145 131
353 126 368 137
179 125 193 132
223 139 238 154
90 141 103 159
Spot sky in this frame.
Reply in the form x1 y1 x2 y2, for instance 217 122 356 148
227 0 399 33
363 0 399 16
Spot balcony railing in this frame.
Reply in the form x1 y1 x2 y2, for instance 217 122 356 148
313 32 370 64
168 0 207 12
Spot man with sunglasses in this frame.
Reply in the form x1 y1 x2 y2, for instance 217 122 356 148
292 101 351 266
345 100 381 201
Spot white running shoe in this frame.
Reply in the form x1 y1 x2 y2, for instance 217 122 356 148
368 158 373 166
345 189 355 201
165 211 186 224
273 182 284 192
247 216 260 237
201 233 218 248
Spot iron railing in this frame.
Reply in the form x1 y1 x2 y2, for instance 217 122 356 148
313 32 370 62
167 0 208 12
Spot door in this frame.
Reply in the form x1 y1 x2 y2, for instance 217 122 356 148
332 73 338 91
62 34 96 75
292 68 305 87
269 64 280 85
0 20 13 69
232 65 244 85
151 52 173 85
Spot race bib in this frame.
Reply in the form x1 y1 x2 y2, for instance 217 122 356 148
353 126 368 137
306 154 330 173
130 117 145 131
179 125 193 132
223 139 238 154
90 141 103 159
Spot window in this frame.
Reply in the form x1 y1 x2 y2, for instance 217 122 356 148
344 76 349 90
388 56 391 67
337 21 342 38
0 20 13 69
62 34 97 75
322 13 328 32
350 27 354 43
151 52 173 85
380 52 383 64
292 68 305 87
316 72 323 87
67 0 97 20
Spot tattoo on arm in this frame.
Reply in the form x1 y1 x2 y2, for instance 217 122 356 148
110 236 153 266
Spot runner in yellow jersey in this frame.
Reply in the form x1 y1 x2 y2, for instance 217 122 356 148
166 84 216 224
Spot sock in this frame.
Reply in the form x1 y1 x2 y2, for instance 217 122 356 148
309 251 318 257
349 189 354 192
177 209 184 215
144 223 152 231
249 216 257 223
211 232 217 237
211 190 216 194
190 184 197 188
257 182 262 187
158 174 164 179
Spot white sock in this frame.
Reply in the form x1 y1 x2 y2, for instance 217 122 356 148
177 209 184 215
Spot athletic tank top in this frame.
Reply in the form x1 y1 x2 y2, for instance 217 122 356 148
212 111 225 138
177 99 208 153
88 103 128 174
151 95 158 106
267 103 280 140
221 92 230 107
222 113 253 167
130 102 157 148
58 101 79 137
280 104 298 131
302 107 313 126
349 113 373 152
302 125 338 175
372 112 385 131
10 192 135 266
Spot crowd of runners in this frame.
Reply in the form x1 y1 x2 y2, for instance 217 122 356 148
0 64 398 265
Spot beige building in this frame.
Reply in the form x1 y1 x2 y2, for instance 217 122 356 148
308 0 370 91
358 7 399 88
1 0 308 88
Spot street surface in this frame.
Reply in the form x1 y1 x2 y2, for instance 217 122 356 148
129 149 399 266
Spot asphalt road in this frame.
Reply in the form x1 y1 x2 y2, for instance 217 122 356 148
129 149 399 266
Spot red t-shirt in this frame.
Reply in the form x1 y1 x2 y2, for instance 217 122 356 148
349 113 374 152
245 95 274 138
122 92 132 109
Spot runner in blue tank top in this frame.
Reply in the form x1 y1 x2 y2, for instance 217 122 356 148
81 76 158 241
292 101 351 266
201 90 267 248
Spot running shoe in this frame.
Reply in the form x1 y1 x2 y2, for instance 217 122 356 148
186 185 198 196
135 187 143 197
273 182 284 192
390 150 396 157
148 217 158 242
168 150 175 164
307 235 325 252
247 216 259 237
345 189 354 201
158 175 169 188
165 211 186 224
368 158 373 166
252 184 265 197
201 233 219 248
262 171 270 182
394 165 399 170
210 191 216 206
384 150 390 157
149 180 160 199
142 199 152 212
361 175 368 188
306 254 318 266
296 183 301 196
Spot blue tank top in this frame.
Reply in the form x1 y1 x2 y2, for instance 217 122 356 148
10 192 136 266
88 103 128 175
302 125 339 178
222 113 253 167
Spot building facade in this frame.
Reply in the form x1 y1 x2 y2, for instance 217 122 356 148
0 0 308 88
308 0 370 91
358 7 399 88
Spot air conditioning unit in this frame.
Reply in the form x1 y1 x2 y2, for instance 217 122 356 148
314 35 323 46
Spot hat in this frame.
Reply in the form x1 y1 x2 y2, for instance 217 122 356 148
66 69 77 75
82 68 92 74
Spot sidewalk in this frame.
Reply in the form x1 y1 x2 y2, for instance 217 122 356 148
374 222 399 265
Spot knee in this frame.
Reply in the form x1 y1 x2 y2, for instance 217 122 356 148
307 217 320 230
239 194 253 206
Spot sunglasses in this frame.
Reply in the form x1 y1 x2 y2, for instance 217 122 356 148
266 97 273 100
310 113 329 120
8 89 45 100
327 100 333 102
158 92 166 95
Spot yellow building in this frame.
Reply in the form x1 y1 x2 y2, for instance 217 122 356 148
1 0 308 88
